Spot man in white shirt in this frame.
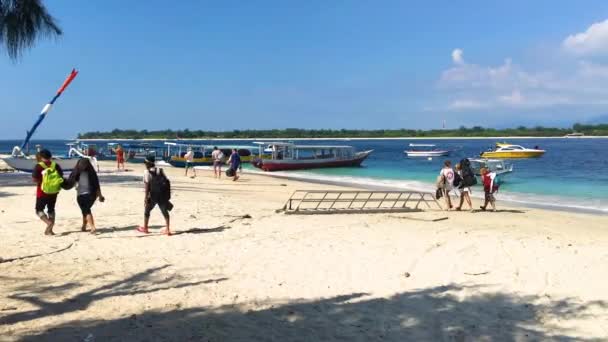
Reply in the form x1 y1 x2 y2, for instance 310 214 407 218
184 148 195 178
439 160 455 210
211 147 224 179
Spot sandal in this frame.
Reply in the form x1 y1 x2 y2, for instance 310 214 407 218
136 226 149 234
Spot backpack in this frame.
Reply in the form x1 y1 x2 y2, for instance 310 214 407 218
459 158 477 187
226 168 235 177
453 171 463 188
148 168 171 202
39 161 63 195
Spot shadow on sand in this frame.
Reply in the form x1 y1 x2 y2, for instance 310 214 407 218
8 282 606 341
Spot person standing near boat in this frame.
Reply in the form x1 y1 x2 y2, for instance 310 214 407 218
68 158 105 234
32 149 64 236
184 148 196 178
455 163 472 211
438 160 455 210
115 144 125 171
211 147 224 179
227 148 241 181
480 167 497 212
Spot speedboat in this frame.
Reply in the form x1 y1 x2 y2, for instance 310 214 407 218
404 144 450 157
565 132 584 138
251 142 373 171
469 158 514 176
481 145 545 159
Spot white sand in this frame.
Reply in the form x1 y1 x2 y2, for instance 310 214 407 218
1 160 607 341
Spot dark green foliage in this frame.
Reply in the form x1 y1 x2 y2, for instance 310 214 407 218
77 124 608 139
0 0 61 60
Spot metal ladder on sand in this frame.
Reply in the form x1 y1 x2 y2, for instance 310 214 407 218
281 190 443 215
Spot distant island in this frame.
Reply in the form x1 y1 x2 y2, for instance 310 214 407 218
78 123 608 139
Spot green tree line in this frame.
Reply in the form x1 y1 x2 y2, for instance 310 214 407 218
77 124 608 139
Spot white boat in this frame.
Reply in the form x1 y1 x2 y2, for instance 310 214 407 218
565 132 584 138
404 144 450 157
469 158 514 176
1 69 82 172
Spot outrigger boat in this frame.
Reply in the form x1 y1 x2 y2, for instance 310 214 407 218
481 144 545 159
469 158 514 177
251 142 373 171
2 70 82 172
404 144 450 157
164 142 264 167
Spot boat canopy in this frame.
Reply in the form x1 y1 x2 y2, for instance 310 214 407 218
409 143 435 147
253 142 354 149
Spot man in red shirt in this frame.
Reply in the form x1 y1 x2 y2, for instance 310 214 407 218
32 149 64 235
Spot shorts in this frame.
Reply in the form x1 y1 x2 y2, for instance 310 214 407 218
484 191 495 203
77 193 96 216
35 195 57 216
213 161 222 167
144 198 172 219
459 187 471 195
185 161 193 169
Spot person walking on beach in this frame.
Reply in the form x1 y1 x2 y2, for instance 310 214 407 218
480 167 497 212
439 160 455 210
211 147 224 179
138 156 172 236
184 148 196 178
68 158 105 234
455 163 472 211
227 148 241 181
115 144 125 171
32 149 64 236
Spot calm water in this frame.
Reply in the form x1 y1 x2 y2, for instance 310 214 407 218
2 138 607 212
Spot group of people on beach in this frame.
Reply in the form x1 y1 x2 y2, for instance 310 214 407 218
437 159 498 212
33 145 244 237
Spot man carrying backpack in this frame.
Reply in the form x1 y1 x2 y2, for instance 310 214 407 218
32 149 64 236
137 156 172 236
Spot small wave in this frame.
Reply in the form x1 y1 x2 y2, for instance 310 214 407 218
244 168 607 214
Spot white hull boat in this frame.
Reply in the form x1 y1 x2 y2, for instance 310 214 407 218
404 150 450 157
2 156 80 173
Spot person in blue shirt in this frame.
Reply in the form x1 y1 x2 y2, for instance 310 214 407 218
227 149 241 181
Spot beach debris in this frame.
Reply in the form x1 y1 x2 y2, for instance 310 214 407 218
0 242 74 264
83 333 95 342
464 271 490 276
190 214 197 219
1 306 17 311
403 272 411 278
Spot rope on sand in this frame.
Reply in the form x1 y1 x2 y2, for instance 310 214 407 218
0 242 75 264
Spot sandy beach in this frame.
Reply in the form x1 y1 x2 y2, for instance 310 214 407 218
1 160 608 341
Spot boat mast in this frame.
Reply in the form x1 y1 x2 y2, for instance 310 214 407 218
20 69 79 150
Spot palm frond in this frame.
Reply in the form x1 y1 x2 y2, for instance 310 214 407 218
0 0 62 60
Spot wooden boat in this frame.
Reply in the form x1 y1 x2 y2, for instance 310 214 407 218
481 145 545 159
251 142 373 171
164 142 264 167
404 144 450 157
1 69 81 172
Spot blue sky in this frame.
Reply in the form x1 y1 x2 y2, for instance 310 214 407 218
3 1 608 138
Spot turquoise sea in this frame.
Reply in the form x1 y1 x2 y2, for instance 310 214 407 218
2 138 607 213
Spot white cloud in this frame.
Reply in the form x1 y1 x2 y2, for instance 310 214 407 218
451 48 464 65
498 89 524 105
447 99 485 110
563 19 608 55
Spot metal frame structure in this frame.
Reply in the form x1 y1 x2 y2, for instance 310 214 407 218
281 190 443 215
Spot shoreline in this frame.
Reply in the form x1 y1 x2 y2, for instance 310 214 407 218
72 136 608 141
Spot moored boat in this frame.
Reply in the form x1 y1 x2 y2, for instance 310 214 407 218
251 142 373 171
404 144 450 157
1 69 81 172
164 142 265 167
481 145 545 159
469 158 514 177
565 132 584 138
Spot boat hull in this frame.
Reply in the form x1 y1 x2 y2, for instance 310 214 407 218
404 150 450 157
2 156 80 172
254 151 372 172
167 155 267 168
480 151 544 159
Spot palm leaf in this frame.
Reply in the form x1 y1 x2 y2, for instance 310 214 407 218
0 0 62 60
